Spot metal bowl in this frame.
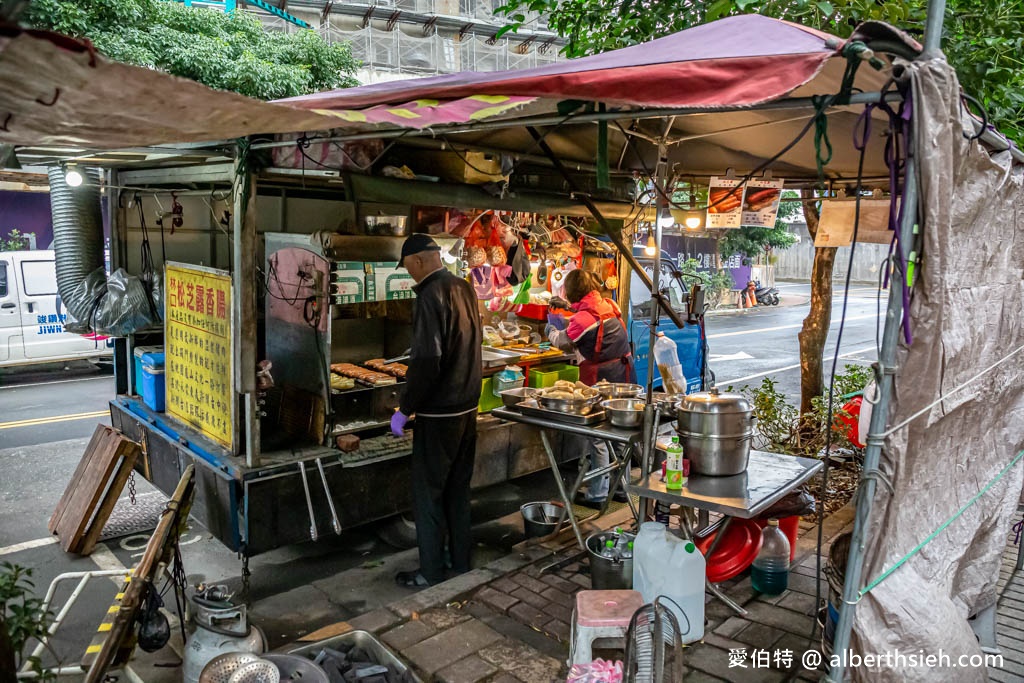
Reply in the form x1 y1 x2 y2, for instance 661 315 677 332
500 387 533 408
652 392 684 410
261 654 329 683
521 501 566 538
201 653 264 683
594 382 644 399
602 398 646 428
536 392 603 415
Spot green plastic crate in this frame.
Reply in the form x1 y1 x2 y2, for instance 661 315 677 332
479 378 503 413
528 363 580 388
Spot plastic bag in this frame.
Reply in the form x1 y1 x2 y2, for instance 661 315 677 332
511 273 533 305
758 489 816 519
566 659 623 683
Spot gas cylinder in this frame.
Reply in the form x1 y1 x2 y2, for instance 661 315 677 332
183 586 265 683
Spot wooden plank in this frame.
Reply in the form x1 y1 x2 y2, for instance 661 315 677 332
48 425 108 534
76 439 141 555
54 427 135 554
56 428 123 553
80 570 134 670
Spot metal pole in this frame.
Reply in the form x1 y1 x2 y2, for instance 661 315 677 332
645 145 668 399
827 139 918 682
233 144 260 466
922 0 948 57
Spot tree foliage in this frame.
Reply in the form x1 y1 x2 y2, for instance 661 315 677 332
497 0 1023 142
719 191 801 261
22 0 359 100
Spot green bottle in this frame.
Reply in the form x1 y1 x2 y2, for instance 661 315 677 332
665 436 685 490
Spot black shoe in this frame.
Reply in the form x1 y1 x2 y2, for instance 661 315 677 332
395 570 437 588
574 494 604 508
612 489 630 503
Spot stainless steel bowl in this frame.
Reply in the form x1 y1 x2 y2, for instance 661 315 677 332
594 382 644 399
602 398 646 428
536 391 603 415
652 392 684 410
500 387 533 408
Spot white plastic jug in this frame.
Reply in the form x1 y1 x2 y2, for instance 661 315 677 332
632 522 706 643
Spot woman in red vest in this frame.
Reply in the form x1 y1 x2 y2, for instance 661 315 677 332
547 270 635 504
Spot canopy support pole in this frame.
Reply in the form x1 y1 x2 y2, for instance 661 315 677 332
233 142 261 467
524 127 685 330
826 84 922 683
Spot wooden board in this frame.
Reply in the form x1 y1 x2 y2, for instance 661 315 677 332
49 425 141 554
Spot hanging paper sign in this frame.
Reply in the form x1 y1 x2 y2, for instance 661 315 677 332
706 177 745 228
741 178 785 227
165 263 235 452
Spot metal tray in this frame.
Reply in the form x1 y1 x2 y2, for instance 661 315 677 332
481 347 525 368
515 399 607 425
289 629 423 682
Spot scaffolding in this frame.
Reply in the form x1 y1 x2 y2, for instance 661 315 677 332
323 15 561 77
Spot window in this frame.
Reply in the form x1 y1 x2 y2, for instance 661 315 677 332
20 260 57 296
0 262 7 297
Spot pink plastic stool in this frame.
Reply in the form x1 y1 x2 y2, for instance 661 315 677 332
570 590 644 667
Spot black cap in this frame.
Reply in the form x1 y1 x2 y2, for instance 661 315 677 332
398 234 441 268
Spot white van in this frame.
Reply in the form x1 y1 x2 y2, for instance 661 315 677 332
0 250 113 367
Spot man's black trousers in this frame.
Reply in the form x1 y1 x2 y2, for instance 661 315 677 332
411 411 476 584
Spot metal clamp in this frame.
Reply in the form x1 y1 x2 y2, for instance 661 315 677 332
297 461 318 542
315 458 342 536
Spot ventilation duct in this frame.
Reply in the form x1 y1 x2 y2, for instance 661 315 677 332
48 167 160 336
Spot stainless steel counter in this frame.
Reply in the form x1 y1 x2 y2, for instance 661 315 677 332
490 406 643 445
627 450 822 518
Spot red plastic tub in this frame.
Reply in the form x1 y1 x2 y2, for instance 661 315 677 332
515 303 548 321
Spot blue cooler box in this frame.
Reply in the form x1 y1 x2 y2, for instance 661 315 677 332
140 351 166 412
133 345 163 395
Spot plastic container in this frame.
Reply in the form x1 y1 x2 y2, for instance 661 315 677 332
632 522 705 643
751 519 791 595
653 332 687 395
478 378 503 413
753 516 800 561
492 365 525 396
515 303 548 321
528 363 580 388
140 352 166 412
132 345 163 395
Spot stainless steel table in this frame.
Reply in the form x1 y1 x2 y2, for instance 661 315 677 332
627 450 823 614
492 406 642 549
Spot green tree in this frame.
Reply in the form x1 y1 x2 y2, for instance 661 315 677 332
21 0 358 100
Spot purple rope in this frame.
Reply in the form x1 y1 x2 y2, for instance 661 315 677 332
1014 518 1023 546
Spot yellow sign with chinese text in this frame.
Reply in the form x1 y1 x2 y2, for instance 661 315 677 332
165 263 234 451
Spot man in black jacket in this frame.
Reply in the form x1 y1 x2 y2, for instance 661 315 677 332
392 234 483 587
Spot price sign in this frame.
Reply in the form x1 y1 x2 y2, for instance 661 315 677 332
165 263 235 451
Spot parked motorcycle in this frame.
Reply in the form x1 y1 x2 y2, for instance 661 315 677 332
752 280 780 306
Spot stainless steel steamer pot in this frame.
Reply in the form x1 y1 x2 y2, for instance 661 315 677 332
676 387 756 476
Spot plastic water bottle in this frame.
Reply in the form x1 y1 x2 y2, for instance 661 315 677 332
600 539 618 560
632 522 705 643
621 541 634 560
751 519 791 595
665 436 685 490
653 332 687 394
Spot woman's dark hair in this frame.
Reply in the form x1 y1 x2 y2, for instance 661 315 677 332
564 269 600 304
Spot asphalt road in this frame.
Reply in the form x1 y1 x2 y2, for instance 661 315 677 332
0 281 883 669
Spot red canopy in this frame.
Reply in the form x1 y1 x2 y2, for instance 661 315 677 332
279 15 840 113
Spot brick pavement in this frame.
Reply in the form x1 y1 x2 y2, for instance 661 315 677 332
287 503 1024 682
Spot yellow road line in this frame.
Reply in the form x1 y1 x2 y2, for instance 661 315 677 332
0 410 108 430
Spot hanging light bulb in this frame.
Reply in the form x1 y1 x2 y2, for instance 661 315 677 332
63 163 83 187
644 230 657 256
684 181 702 230
657 206 674 229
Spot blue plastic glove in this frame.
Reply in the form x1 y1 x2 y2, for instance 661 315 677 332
546 312 567 331
391 410 409 437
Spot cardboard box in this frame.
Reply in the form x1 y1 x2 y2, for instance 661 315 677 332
366 262 416 301
330 261 366 304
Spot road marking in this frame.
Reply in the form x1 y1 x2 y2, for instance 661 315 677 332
707 314 876 340
709 351 754 362
718 345 877 386
0 410 108 430
0 375 112 390
0 536 58 556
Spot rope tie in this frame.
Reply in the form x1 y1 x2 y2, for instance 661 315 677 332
850 449 1024 603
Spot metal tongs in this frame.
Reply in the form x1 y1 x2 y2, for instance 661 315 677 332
384 348 411 364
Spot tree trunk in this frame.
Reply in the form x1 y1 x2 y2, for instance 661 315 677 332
797 194 837 415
